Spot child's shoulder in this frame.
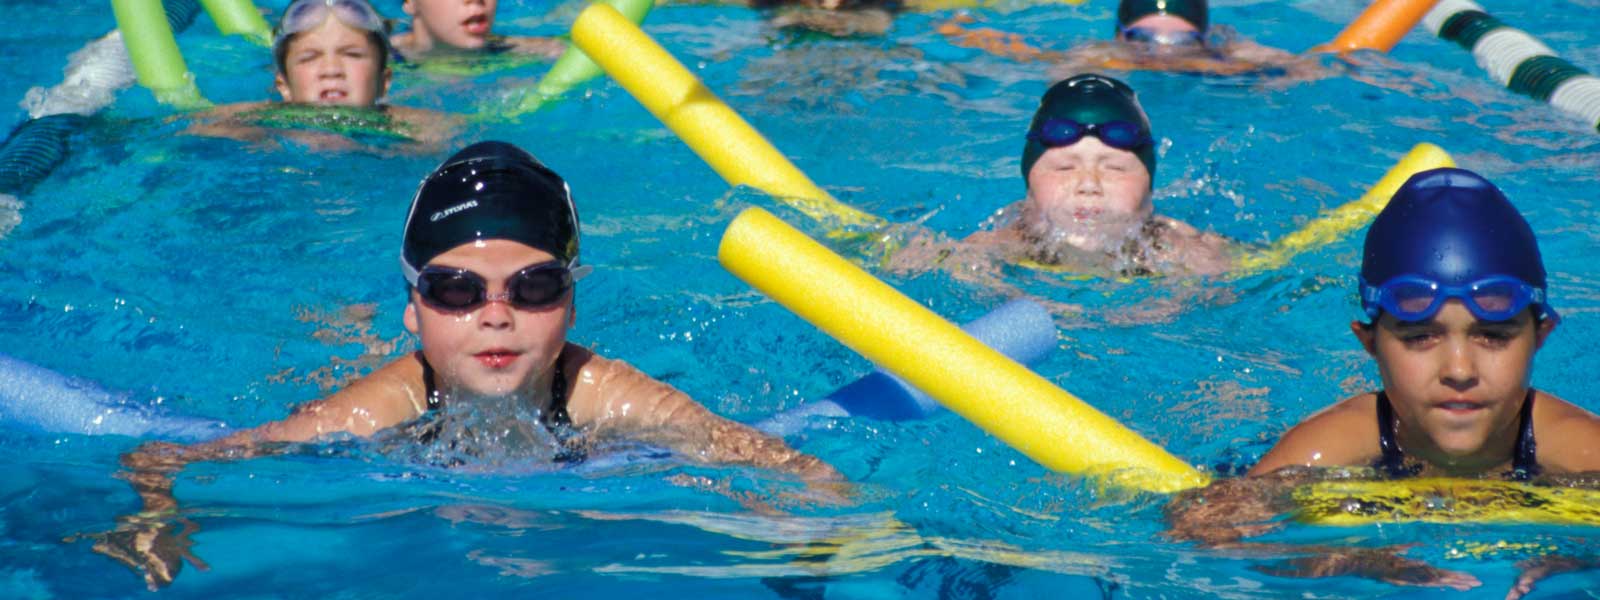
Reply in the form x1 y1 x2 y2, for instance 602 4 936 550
1248 394 1380 475
1533 391 1600 473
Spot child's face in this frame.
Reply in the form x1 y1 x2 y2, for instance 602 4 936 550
404 239 572 400
275 17 390 106
1353 301 1553 466
1023 137 1153 248
403 0 497 50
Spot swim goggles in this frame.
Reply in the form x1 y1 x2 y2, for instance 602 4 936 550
413 261 591 312
1360 275 1556 322
274 0 388 47
1117 25 1205 46
1026 118 1150 151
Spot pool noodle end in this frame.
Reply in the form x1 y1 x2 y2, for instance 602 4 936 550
1236 142 1453 274
1322 0 1443 53
198 0 272 46
113 0 211 109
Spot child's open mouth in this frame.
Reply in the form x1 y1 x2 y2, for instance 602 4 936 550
461 14 490 36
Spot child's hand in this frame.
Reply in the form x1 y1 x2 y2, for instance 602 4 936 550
86 515 207 591
1254 547 1481 591
1507 555 1594 600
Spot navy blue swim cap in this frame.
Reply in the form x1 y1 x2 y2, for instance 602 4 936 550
401 141 580 283
1020 74 1155 186
1361 167 1550 311
1117 0 1209 33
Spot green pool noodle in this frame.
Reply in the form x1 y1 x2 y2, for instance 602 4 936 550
200 0 272 46
112 0 211 109
509 0 654 116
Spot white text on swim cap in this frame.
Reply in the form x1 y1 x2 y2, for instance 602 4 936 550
431 200 479 222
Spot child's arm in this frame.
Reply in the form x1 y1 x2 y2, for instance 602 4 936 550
569 349 842 481
502 35 567 60
1165 468 1479 591
92 356 429 589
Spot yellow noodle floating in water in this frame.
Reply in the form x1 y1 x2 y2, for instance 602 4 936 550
720 207 1209 493
1235 143 1454 275
1295 478 1600 526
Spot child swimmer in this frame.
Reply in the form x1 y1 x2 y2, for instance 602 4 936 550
1167 168 1600 594
939 0 1320 79
895 73 1231 279
390 0 565 62
188 0 457 149
92 141 841 589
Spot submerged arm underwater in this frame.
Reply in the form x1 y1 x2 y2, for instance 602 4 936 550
1164 467 1480 592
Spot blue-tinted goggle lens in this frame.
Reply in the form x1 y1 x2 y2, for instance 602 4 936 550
1362 276 1549 322
1118 26 1205 47
1027 119 1149 151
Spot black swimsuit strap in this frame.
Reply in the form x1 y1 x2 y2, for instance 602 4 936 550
1373 391 1416 477
1512 388 1539 480
420 351 441 411
1375 389 1541 479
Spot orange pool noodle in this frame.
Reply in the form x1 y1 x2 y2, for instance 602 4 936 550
1324 0 1442 53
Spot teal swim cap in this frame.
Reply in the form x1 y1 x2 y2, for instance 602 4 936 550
1116 0 1209 32
1019 74 1156 187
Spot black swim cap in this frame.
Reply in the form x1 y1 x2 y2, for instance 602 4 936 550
1362 167 1547 290
1020 74 1156 186
401 141 579 283
1116 0 1209 33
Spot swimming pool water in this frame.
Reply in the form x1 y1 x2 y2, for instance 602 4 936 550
4 0 1600 597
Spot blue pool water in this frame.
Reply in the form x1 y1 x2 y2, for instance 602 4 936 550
4 0 1600 597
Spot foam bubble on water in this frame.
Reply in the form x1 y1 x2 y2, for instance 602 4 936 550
0 194 22 239
23 30 135 119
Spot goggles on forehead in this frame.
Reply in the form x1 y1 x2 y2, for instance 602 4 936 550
411 261 591 313
1026 118 1150 151
1360 274 1557 323
1117 25 1206 46
274 0 388 47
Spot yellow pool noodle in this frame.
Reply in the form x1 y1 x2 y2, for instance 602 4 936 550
1295 478 1600 526
1235 143 1453 275
719 207 1209 493
112 0 210 109
200 0 271 46
571 4 885 231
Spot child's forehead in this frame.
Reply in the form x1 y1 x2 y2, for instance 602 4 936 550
433 239 555 263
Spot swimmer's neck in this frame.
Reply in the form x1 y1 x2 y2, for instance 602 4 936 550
1393 415 1523 477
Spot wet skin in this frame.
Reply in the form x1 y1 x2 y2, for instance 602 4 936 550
403 239 572 408
274 17 391 107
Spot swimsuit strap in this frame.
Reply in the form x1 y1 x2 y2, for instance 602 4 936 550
1373 390 1417 478
1376 389 1541 480
420 350 441 411
1511 388 1540 480
547 355 571 427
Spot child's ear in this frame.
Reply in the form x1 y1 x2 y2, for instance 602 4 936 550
404 301 421 334
1350 321 1378 356
274 72 292 102
1535 316 1557 349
